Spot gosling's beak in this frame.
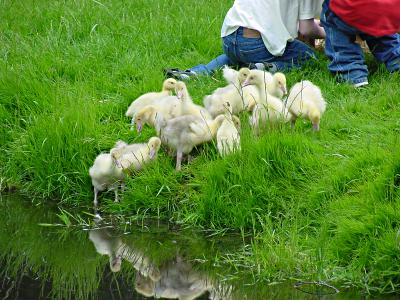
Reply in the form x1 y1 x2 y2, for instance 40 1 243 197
281 86 287 95
242 80 250 87
312 123 320 131
136 121 142 133
177 90 183 99
149 148 156 159
111 256 122 273
113 157 122 168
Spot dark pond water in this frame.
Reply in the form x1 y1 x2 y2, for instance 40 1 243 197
0 194 396 300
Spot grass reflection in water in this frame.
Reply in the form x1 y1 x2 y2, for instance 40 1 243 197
0 195 241 299
2 195 398 300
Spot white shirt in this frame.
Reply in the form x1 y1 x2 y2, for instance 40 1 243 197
221 0 322 56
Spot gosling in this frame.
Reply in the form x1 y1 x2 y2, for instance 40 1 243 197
151 112 225 170
216 102 241 156
126 78 177 125
203 67 260 116
285 80 326 131
244 70 291 134
110 137 162 172
89 142 127 207
175 81 212 120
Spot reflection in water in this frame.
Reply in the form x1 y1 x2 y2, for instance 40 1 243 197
134 255 231 300
88 220 232 299
88 223 161 280
89 226 124 273
2 194 392 300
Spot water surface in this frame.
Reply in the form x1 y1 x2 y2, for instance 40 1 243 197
0 194 394 299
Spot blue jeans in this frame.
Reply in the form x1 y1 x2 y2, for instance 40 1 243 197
190 54 232 75
191 27 316 75
321 0 400 85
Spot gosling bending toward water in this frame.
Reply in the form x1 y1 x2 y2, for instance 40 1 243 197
89 142 127 207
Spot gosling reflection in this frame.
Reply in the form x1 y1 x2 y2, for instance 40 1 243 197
88 226 123 272
88 225 160 280
135 255 232 300
88 223 232 300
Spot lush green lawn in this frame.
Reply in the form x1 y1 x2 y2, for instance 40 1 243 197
1 0 400 293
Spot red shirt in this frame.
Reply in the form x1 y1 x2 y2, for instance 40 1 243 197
329 0 400 37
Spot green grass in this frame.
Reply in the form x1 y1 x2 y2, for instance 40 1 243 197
1 0 400 294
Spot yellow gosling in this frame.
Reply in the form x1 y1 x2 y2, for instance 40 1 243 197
286 80 326 131
126 78 177 125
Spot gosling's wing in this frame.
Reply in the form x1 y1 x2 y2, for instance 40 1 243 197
306 83 326 114
122 143 146 154
188 119 209 136
126 91 167 117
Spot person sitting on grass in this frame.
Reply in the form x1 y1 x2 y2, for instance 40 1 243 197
320 0 400 87
166 0 326 80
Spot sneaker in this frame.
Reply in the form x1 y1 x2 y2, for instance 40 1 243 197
164 68 197 80
353 81 368 88
248 62 278 73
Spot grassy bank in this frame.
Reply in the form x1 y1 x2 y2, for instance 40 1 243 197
1 0 400 293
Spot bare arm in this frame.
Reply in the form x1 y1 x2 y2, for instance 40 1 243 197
298 19 326 39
